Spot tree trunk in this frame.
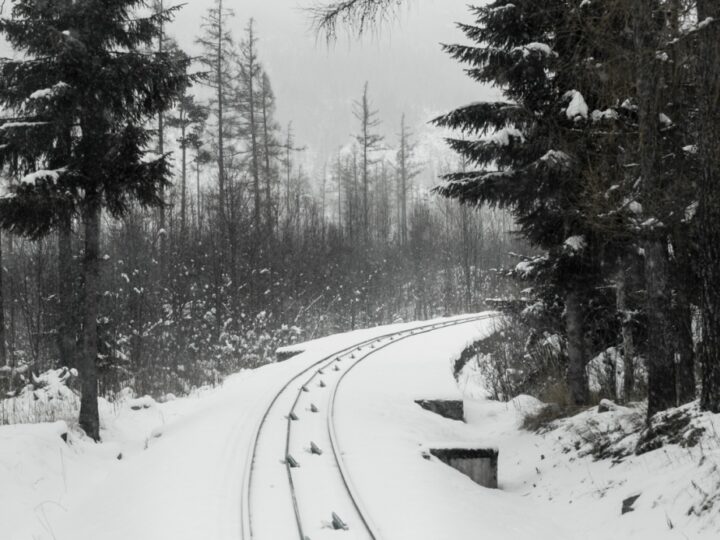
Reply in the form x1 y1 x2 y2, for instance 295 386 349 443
675 287 695 404
635 0 676 418
57 217 76 367
180 124 187 238
79 197 101 441
697 0 720 413
673 228 696 405
566 290 588 405
7 235 14 366
261 78 274 243
0 232 6 366
157 1 166 278
616 257 635 403
196 159 202 236
644 240 676 415
216 0 227 227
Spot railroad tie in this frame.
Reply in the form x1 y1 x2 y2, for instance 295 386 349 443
331 512 349 530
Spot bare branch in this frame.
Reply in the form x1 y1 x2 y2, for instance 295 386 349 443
308 0 406 42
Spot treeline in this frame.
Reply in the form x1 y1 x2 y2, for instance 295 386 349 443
435 0 720 417
0 0 525 435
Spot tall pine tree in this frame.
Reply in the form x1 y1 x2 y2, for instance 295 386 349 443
0 0 191 439
434 1 628 405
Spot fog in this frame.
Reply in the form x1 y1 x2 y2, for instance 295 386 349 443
170 0 498 165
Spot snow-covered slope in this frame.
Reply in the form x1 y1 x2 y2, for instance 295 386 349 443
0 315 488 540
2 314 718 540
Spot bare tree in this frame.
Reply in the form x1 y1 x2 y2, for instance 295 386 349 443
353 82 383 240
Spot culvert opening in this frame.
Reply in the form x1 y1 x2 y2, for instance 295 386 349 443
428 447 499 489
415 399 464 422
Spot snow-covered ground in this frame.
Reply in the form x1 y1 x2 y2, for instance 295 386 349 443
0 315 488 540
1 313 718 540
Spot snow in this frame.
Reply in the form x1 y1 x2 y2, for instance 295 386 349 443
513 42 556 57
515 260 536 278
0 315 488 540
658 112 673 126
698 17 714 30
539 149 571 167
20 167 66 185
333 319 567 540
564 90 588 120
29 82 71 101
591 108 619 122
488 126 525 146
628 200 643 215
564 235 586 252
3 315 720 540
0 121 48 130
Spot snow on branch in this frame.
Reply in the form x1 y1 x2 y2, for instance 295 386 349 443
511 42 556 58
20 167 67 186
563 90 588 121
28 82 71 101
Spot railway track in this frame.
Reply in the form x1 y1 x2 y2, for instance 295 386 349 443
241 313 497 540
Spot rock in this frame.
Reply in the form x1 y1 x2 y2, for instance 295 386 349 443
598 399 618 413
622 494 641 514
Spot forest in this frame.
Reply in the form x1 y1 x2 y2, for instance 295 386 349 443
0 0 527 438
0 0 718 443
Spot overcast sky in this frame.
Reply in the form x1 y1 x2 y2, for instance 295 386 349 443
171 0 499 167
0 0 499 171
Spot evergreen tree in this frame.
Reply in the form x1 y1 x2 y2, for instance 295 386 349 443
433 1 624 405
0 0 192 439
259 71 281 241
168 93 208 237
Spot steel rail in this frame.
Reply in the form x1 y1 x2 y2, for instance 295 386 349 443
326 313 496 540
240 313 497 540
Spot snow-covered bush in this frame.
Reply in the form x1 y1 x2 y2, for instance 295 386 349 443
0 367 80 426
455 317 567 403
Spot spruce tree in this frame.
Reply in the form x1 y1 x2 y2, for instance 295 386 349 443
168 93 208 237
433 1 624 405
259 71 281 241
0 0 191 439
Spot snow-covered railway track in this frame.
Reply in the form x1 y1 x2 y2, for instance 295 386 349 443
242 314 495 540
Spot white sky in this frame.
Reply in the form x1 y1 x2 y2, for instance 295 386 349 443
0 0 499 171
171 0 499 166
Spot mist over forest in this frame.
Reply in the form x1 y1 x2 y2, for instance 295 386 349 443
1 2 720 539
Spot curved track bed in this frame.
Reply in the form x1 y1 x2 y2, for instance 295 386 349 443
244 314 496 540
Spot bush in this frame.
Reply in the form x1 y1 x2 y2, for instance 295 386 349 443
455 316 568 403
